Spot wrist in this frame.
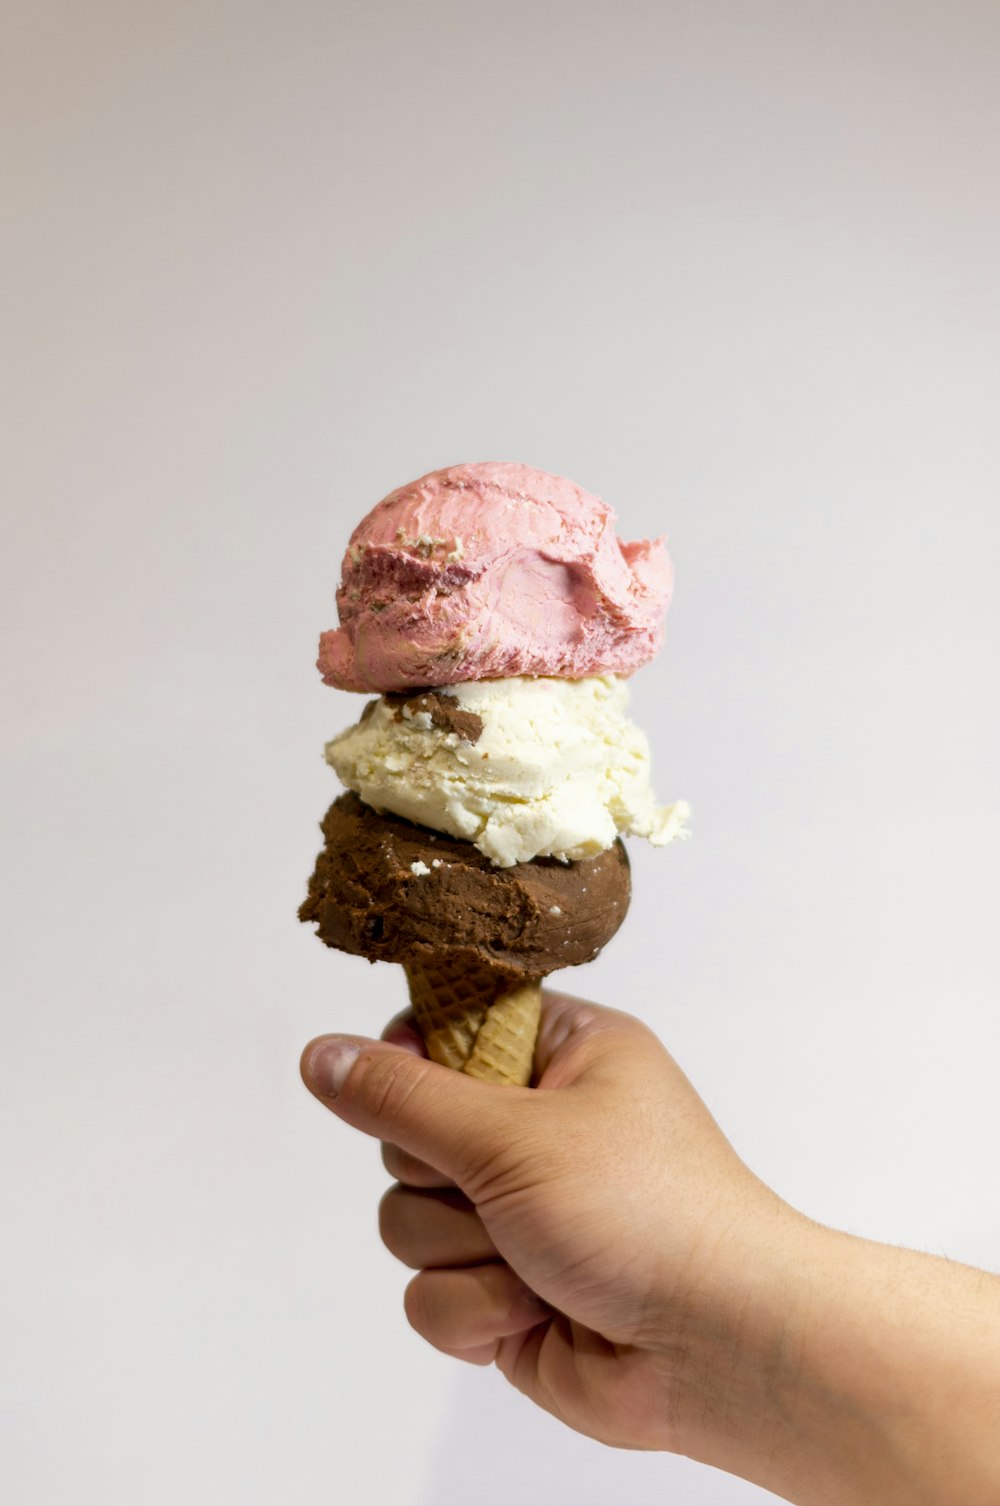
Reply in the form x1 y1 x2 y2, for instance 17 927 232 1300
662 1203 1000 1506
785 1226 1000 1505
657 1186 819 1488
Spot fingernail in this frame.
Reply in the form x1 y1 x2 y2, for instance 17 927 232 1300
305 1038 361 1099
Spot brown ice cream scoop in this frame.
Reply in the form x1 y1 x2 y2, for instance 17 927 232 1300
299 792 631 1083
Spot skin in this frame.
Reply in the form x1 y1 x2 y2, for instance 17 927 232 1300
300 993 1000 1506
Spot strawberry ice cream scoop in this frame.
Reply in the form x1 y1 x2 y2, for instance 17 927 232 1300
318 462 673 694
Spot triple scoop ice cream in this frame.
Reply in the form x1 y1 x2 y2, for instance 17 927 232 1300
300 462 688 1085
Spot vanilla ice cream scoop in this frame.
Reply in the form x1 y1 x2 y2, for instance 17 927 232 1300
325 674 689 868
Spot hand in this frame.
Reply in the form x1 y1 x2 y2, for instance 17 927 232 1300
300 994 1000 1506
300 992 799 1456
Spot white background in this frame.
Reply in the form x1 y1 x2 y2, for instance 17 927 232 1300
3 3 999 1502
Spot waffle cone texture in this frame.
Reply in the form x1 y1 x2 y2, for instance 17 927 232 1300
405 958 542 1087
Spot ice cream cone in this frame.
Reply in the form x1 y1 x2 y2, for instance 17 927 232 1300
405 957 541 1087
463 980 542 1086
302 466 685 1091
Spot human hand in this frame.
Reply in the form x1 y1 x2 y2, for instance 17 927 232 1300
301 993 1000 1505
300 992 800 1458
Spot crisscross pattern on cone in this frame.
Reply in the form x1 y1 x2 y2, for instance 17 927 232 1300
405 958 542 1087
463 982 542 1086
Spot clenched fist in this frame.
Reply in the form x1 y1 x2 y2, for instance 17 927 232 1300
301 993 1000 1506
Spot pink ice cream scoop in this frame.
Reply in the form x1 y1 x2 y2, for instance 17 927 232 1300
318 462 673 694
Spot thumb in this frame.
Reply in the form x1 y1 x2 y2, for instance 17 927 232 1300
300 1034 523 1187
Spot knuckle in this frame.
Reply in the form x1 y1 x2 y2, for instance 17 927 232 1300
377 1186 417 1266
402 1273 432 1338
377 1185 401 1248
462 1111 550 1206
382 1142 429 1186
380 1141 401 1176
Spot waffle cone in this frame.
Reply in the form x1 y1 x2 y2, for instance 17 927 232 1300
405 958 541 1087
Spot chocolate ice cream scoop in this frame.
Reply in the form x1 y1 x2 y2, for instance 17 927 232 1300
299 792 631 985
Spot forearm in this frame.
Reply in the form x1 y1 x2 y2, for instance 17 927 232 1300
671 1205 1000 1505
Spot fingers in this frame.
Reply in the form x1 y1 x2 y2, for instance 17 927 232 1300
435 1341 501 1367
380 1009 426 1056
379 1185 499 1269
404 1263 550 1356
300 1036 524 1188
378 1011 452 1186
300 999 671 1196
381 1141 455 1189
373 1000 619 1188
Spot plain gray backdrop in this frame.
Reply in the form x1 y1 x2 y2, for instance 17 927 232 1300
3 2 999 1503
